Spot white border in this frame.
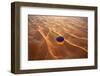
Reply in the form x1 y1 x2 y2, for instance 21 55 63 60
20 6 95 70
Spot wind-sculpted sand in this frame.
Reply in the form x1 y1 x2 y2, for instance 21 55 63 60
28 15 88 60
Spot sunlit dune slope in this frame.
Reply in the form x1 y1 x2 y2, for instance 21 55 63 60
28 15 88 60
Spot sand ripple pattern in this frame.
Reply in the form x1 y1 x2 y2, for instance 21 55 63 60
28 15 88 60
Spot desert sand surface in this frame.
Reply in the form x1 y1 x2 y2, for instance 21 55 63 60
28 15 88 60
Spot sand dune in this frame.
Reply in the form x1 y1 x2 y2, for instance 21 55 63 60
28 15 88 60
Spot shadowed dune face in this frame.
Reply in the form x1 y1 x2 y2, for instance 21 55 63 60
28 15 88 60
